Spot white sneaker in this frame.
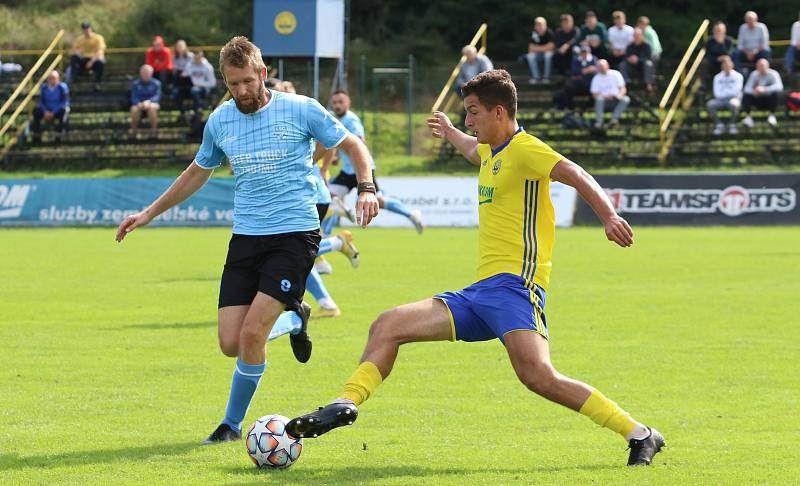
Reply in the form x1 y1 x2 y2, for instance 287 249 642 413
528 78 539 85
742 116 755 128
331 196 356 223
409 209 424 234
728 124 738 135
712 123 725 135
314 257 333 275
767 115 777 127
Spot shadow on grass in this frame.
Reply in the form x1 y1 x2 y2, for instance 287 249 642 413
0 441 200 471
220 462 619 483
99 321 216 331
147 276 218 284
123 321 216 330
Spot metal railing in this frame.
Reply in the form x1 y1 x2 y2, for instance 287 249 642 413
431 23 488 114
0 30 65 159
657 19 709 166
0 44 224 57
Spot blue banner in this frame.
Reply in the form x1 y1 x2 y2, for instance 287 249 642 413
0 178 236 227
252 0 317 57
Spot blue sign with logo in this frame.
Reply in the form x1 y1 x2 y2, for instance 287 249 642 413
252 0 343 58
0 178 238 227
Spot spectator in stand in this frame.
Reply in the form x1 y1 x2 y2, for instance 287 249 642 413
525 17 555 84
454 45 493 96
579 11 608 60
706 55 744 135
741 58 783 128
32 70 69 143
733 11 771 72
130 64 162 138
590 59 629 128
705 22 735 81
553 14 580 76
66 21 105 90
554 44 597 111
185 50 217 112
785 13 800 74
171 40 194 113
636 16 662 62
620 28 656 94
607 11 634 68
145 36 173 87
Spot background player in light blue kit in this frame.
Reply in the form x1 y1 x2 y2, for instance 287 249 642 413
325 89 424 235
115 37 379 444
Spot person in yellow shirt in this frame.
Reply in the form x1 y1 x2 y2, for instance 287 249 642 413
286 69 664 467
66 21 106 89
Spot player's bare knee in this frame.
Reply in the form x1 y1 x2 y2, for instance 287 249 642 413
368 309 403 343
518 363 558 396
239 323 265 347
219 337 239 357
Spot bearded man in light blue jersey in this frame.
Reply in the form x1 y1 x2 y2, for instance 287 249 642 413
115 37 379 444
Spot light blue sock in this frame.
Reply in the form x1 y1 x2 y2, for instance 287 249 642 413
305 268 331 302
321 213 338 236
268 311 303 340
318 237 333 256
385 197 412 218
222 357 266 433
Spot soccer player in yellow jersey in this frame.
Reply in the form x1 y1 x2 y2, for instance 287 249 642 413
287 70 664 466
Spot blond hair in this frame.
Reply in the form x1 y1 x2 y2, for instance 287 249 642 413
219 36 266 77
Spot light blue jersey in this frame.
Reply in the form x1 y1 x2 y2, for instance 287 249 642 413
195 91 347 235
337 110 375 175
312 164 331 205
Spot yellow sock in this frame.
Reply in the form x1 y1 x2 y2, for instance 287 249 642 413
579 389 637 438
341 361 383 406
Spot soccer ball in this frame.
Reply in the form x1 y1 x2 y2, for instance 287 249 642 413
245 414 303 469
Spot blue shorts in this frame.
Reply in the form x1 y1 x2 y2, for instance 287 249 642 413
435 273 548 343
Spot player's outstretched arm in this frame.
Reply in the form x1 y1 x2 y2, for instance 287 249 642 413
337 133 379 228
550 159 633 247
426 111 480 166
115 161 213 242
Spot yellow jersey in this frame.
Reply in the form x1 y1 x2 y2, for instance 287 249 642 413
475 128 563 291
73 33 106 58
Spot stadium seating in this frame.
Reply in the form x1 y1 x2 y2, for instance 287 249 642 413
2 58 219 170
1 49 798 171
669 73 800 166
436 57 800 168
436 60 669 168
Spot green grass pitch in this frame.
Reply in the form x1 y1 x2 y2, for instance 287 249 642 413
1 226 798 485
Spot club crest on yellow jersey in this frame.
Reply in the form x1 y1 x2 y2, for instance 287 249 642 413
492 159 502 175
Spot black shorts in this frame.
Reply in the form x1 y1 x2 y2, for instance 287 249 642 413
330 170 380 193
316 203 329 223
218 230 321 311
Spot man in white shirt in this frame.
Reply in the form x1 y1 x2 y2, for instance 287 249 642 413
590 59 629 128
185 50 217 112
706 56 743 135
607 10 634 67
785 14 800 74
